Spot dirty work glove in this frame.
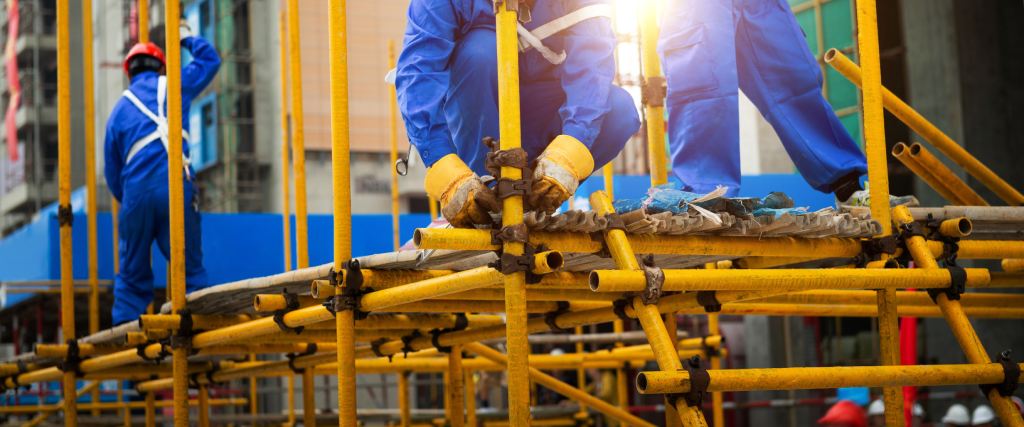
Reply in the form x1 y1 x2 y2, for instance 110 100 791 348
179 19 193 40
425 154 500 228
528 135 594 213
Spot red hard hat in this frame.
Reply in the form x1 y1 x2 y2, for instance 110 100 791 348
817 400 867 427
123 42 166 75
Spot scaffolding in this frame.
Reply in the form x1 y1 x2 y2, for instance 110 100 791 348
2 0 1024 426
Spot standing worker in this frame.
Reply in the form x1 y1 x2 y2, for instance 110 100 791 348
104 22 221 325
396 0 640 227
658 0 868 202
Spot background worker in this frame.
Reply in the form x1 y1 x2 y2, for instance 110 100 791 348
658 0 867 201
941 403 971 427
396 0 640 227
817 400 867 427
971 404 995 426
104 22 221 325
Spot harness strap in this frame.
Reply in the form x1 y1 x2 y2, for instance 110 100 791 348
517 4 613 65
122 76 192 178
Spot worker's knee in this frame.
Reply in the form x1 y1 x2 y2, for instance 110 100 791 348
591 86 640 168
451 29 498 78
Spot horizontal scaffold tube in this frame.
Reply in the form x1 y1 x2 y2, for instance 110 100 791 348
0 398 247 414
636 363 1024 394
589 268 990 292
415 228 1024 260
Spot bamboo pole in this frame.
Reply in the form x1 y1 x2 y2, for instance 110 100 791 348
56 0 77 423
494 2 531 424
825 48 1023 205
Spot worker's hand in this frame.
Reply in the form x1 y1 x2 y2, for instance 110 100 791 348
425 154 500 228
528 135 594 213
179 19 193 40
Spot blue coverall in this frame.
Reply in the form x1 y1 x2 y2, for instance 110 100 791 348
658 0 866 196
104 36 221 325
396 0 640 176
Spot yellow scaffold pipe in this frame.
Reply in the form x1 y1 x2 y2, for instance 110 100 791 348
465 343 657 427
19 381 98 426
893 206 1024 425
399 371 411 427
636 363 1024 394
1004 259 1024 273
389 40 401 251
279 10 293 272
855 0 902 421
640 0 667 186
892 142 966 205
162 0 190 424
494 1 531 424
82 0 101 415
137 0 148 43
286 0 310 269
448 345 466 427
326 0 357 424
56 0 78 423
908 142 988 206
826 49 1024 205
589 268 989 292
590 191 707 427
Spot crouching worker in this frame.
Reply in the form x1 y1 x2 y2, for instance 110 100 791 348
396 0 640 227
104 24 221 325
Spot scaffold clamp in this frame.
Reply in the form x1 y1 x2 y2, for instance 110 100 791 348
981 350 1020 397
544 301 572 333
273 289 305 335
640 256 665 305
674 355 710 408
57 339 83 377
57 204 74 227
696 290 722 313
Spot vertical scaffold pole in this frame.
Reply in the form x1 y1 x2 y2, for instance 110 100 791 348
286 0 310 270
137 0 148 43
55 0 77 424
708 314 724 427
398 372 411 427
855 1 902 424
82 0 100 415
591 191 707 427
603 164 615 200
892 206 1024 426
640 0 667 186
494 1 531 424
287 374 297 426
448 345 465 427
162 0 189 425
279 10 292 273
465 369 477 427
388 40 401 251
327 0 357 426
144 391 155 427
303 368 316 426
574 326 588 420
199 383 211 427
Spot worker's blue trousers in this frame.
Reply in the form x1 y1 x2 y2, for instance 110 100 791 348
113 178 208 325
659 0 866 196
443 29 640 177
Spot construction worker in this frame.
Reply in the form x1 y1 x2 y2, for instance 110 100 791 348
658 0 867 200
396 0 640 226
941 403 971 427
104 23 221 325
817 400 867 427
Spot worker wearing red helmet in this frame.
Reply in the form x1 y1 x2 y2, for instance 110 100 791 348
818 400 868 427
103 21 221 325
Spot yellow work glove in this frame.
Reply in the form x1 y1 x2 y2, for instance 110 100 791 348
528 135 594 213
425 154 500 228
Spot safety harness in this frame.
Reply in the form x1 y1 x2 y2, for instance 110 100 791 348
516 4 613 65
121 76 193 180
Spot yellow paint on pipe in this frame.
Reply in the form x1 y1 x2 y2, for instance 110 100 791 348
636 363 1023 394
708 314 724 427
893 205 1024 426
19 381 97 426
82 0 99 358
604 163 615 200
288 374 297 426
1003 259 1024 273
303 368 316 427
56 0 77 423
198 383 211 427
278 10 293 272
144 391 155 427
466 343 657 427
589 268 989 292
826 49 1024 205
286 0 310 269
910 143 988 206
389 40 401 251
139 314 252 330
640 0 667 186
465 368 477 427
938 217 973 238
137 0 148 43
448 345 466 427
399 372 411 427
892 142 964 204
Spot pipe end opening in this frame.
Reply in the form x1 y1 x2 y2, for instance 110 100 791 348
588 272 600 291
636 372 649 392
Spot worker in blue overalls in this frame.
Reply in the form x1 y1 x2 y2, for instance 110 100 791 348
396 0 640 226
104 25 220 325
658 0 867 201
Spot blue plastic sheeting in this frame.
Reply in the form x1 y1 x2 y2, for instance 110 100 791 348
0 209 431 309
575 173 836 211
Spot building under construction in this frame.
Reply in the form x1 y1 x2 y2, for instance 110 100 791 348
0 0 1023 426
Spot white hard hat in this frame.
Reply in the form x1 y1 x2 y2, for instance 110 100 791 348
913 402 924 417
972 405 995 425
942 403 971 425
550 348 565 356
867 399 885 416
